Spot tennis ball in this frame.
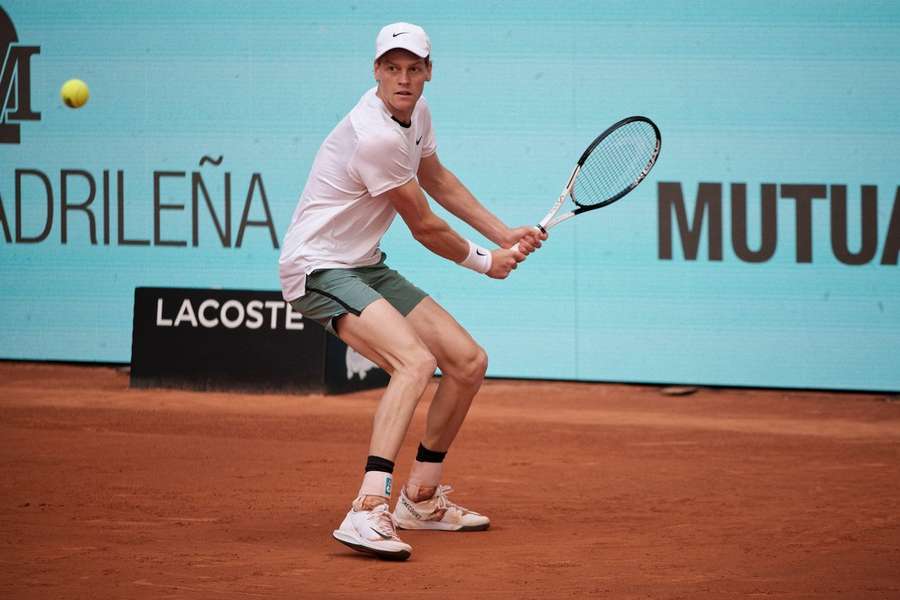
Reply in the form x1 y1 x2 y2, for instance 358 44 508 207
60 79 90 109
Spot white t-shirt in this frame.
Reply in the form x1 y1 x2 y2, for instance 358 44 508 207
279 87 437 301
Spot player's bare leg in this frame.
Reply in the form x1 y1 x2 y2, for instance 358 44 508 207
407 296 486 448
335 298 436 501
392 297 491 531
330 299 436 559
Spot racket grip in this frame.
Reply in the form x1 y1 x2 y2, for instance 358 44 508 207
510 224 548 254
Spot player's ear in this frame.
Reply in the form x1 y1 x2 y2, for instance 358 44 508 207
425 59 432 82
373 59 381 82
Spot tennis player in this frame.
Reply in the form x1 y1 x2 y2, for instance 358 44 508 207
279 22 545 560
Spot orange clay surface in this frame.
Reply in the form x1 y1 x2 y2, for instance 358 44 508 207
1 362 899 599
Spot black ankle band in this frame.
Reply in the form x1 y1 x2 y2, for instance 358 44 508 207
416 443 447 463
365 455 395 474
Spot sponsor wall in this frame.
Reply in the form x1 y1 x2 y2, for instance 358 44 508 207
1 2 898 391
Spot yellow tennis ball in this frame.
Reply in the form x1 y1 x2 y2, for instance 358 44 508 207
60 79 90 109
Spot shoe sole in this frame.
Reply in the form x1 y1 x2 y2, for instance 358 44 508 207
396 521 490 532
332 530 411 561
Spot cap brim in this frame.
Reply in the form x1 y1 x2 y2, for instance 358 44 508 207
375 42 429 60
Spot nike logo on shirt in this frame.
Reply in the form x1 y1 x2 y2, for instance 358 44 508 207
416 136 423 145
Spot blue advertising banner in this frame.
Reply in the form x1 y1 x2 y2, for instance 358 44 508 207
1 1 898 390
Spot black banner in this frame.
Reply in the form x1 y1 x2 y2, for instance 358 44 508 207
130 287 389 394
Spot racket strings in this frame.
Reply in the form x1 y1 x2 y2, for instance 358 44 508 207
574 121 658 207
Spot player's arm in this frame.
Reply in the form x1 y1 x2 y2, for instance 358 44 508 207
416 152 545 251
376 179 523 279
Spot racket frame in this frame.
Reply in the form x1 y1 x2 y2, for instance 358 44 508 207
536 116 661 234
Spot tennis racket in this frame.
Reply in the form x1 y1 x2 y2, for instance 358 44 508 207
513 116 661 251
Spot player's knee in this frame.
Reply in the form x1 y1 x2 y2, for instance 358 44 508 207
417 351 439 382
453 345 488 385
472 346 489 381
400 347 437 385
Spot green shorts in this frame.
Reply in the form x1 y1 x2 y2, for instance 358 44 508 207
289 255 428 335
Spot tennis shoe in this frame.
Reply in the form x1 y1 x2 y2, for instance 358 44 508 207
394 484 490 532
332 498 412 560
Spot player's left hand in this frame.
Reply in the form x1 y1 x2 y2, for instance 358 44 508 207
503 226 548 254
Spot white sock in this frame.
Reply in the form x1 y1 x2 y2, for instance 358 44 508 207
358 470 392 500
406 460 443 499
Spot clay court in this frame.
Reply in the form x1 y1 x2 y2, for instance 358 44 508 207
0 363 898 599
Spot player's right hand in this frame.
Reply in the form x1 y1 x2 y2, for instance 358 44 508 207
487 247 526 279
505 226 547 255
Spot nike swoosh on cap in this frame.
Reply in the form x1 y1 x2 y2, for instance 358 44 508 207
392 32 408 37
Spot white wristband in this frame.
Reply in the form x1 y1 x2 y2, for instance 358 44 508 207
458 240 492 274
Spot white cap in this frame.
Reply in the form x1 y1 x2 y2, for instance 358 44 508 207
375 22 431 61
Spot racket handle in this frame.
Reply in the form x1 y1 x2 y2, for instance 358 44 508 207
510 225 546 254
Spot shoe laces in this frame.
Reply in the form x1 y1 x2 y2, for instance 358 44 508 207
433 484 471 515
366 504 399 539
